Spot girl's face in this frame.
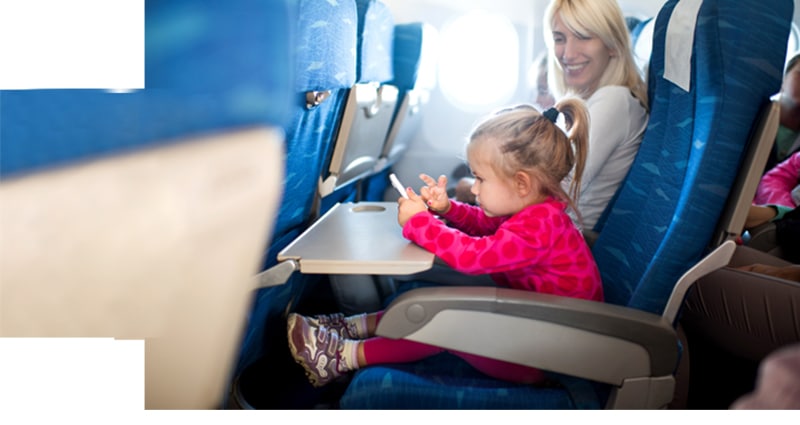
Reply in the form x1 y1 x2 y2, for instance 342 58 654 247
551 13 614 95
468 144 525 217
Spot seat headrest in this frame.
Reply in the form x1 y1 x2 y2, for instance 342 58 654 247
390 22 438 91
1 0 296 178
294 0 358 92
356 0 394 83
661 0 704 92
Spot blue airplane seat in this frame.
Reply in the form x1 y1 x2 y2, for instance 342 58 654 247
590 16 655 237
339 0 794 409
355 0 395 83
318 0 396 213
232 0 357 384
0 0 293 179
363 21 438 202
0 0 295 409
595 0 791 314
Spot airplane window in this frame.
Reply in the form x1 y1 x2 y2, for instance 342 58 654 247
438 11 519 110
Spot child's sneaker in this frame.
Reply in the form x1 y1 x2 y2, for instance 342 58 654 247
287 313 357 387
305 312 368 339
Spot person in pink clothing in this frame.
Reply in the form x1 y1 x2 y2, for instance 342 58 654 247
747 151 800 235
753 150 800 209
288 99 603 387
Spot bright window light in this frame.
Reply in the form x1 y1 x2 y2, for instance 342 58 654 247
438 11 519 110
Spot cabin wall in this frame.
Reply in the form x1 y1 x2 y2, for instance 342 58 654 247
381 0 667 191
382 0 798 192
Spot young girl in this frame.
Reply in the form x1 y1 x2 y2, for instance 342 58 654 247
288 99 603 387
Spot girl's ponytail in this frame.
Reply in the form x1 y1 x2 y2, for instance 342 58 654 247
552 98 590 203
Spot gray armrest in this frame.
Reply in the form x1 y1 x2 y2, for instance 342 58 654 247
376 286 678 386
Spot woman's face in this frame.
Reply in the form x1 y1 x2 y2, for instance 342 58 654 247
551 13 615 95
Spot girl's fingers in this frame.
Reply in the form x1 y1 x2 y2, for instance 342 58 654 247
419 173 437 187
420 185 434 198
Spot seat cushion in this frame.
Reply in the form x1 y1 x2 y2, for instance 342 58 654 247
339 352 608 409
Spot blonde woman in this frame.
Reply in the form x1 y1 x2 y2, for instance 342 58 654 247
544 0 649 231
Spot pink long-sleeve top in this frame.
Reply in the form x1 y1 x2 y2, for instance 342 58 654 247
753 151 800 208
402 198 604 302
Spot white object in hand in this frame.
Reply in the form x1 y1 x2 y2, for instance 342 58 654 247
389 173 409 199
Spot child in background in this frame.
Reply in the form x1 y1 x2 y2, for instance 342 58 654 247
763 52 800 172
746 152 800 263
753 151 800 210
288 99 603 387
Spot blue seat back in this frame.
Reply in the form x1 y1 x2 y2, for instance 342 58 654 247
1 0 293 179
318 0 395 211
233 0 358 377
268 0 358 255
592 0 793 315
0 0 295 409
355 0 395 84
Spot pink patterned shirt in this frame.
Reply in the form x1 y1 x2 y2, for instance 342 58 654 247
402 198 603 302
753 151 800 208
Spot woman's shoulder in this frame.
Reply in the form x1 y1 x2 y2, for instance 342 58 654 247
588 85 638 103
587 85 648 119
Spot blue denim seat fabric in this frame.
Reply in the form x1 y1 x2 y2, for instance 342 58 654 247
0 0 296 408
233 0 357 378
319 0 395 212
0 0 293 179
339 0 794 409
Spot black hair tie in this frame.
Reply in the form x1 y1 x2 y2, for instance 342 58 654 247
543 107 559 123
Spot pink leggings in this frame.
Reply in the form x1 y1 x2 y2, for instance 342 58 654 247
362 311 545 384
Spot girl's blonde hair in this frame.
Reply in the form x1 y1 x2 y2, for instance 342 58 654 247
543 0 648 111
467 98 590 218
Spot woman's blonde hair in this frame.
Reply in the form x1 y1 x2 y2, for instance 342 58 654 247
543 0 648 111
467 98 590 218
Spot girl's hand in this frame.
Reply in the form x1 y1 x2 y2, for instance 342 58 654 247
397 187 428 227
419 174 450 214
